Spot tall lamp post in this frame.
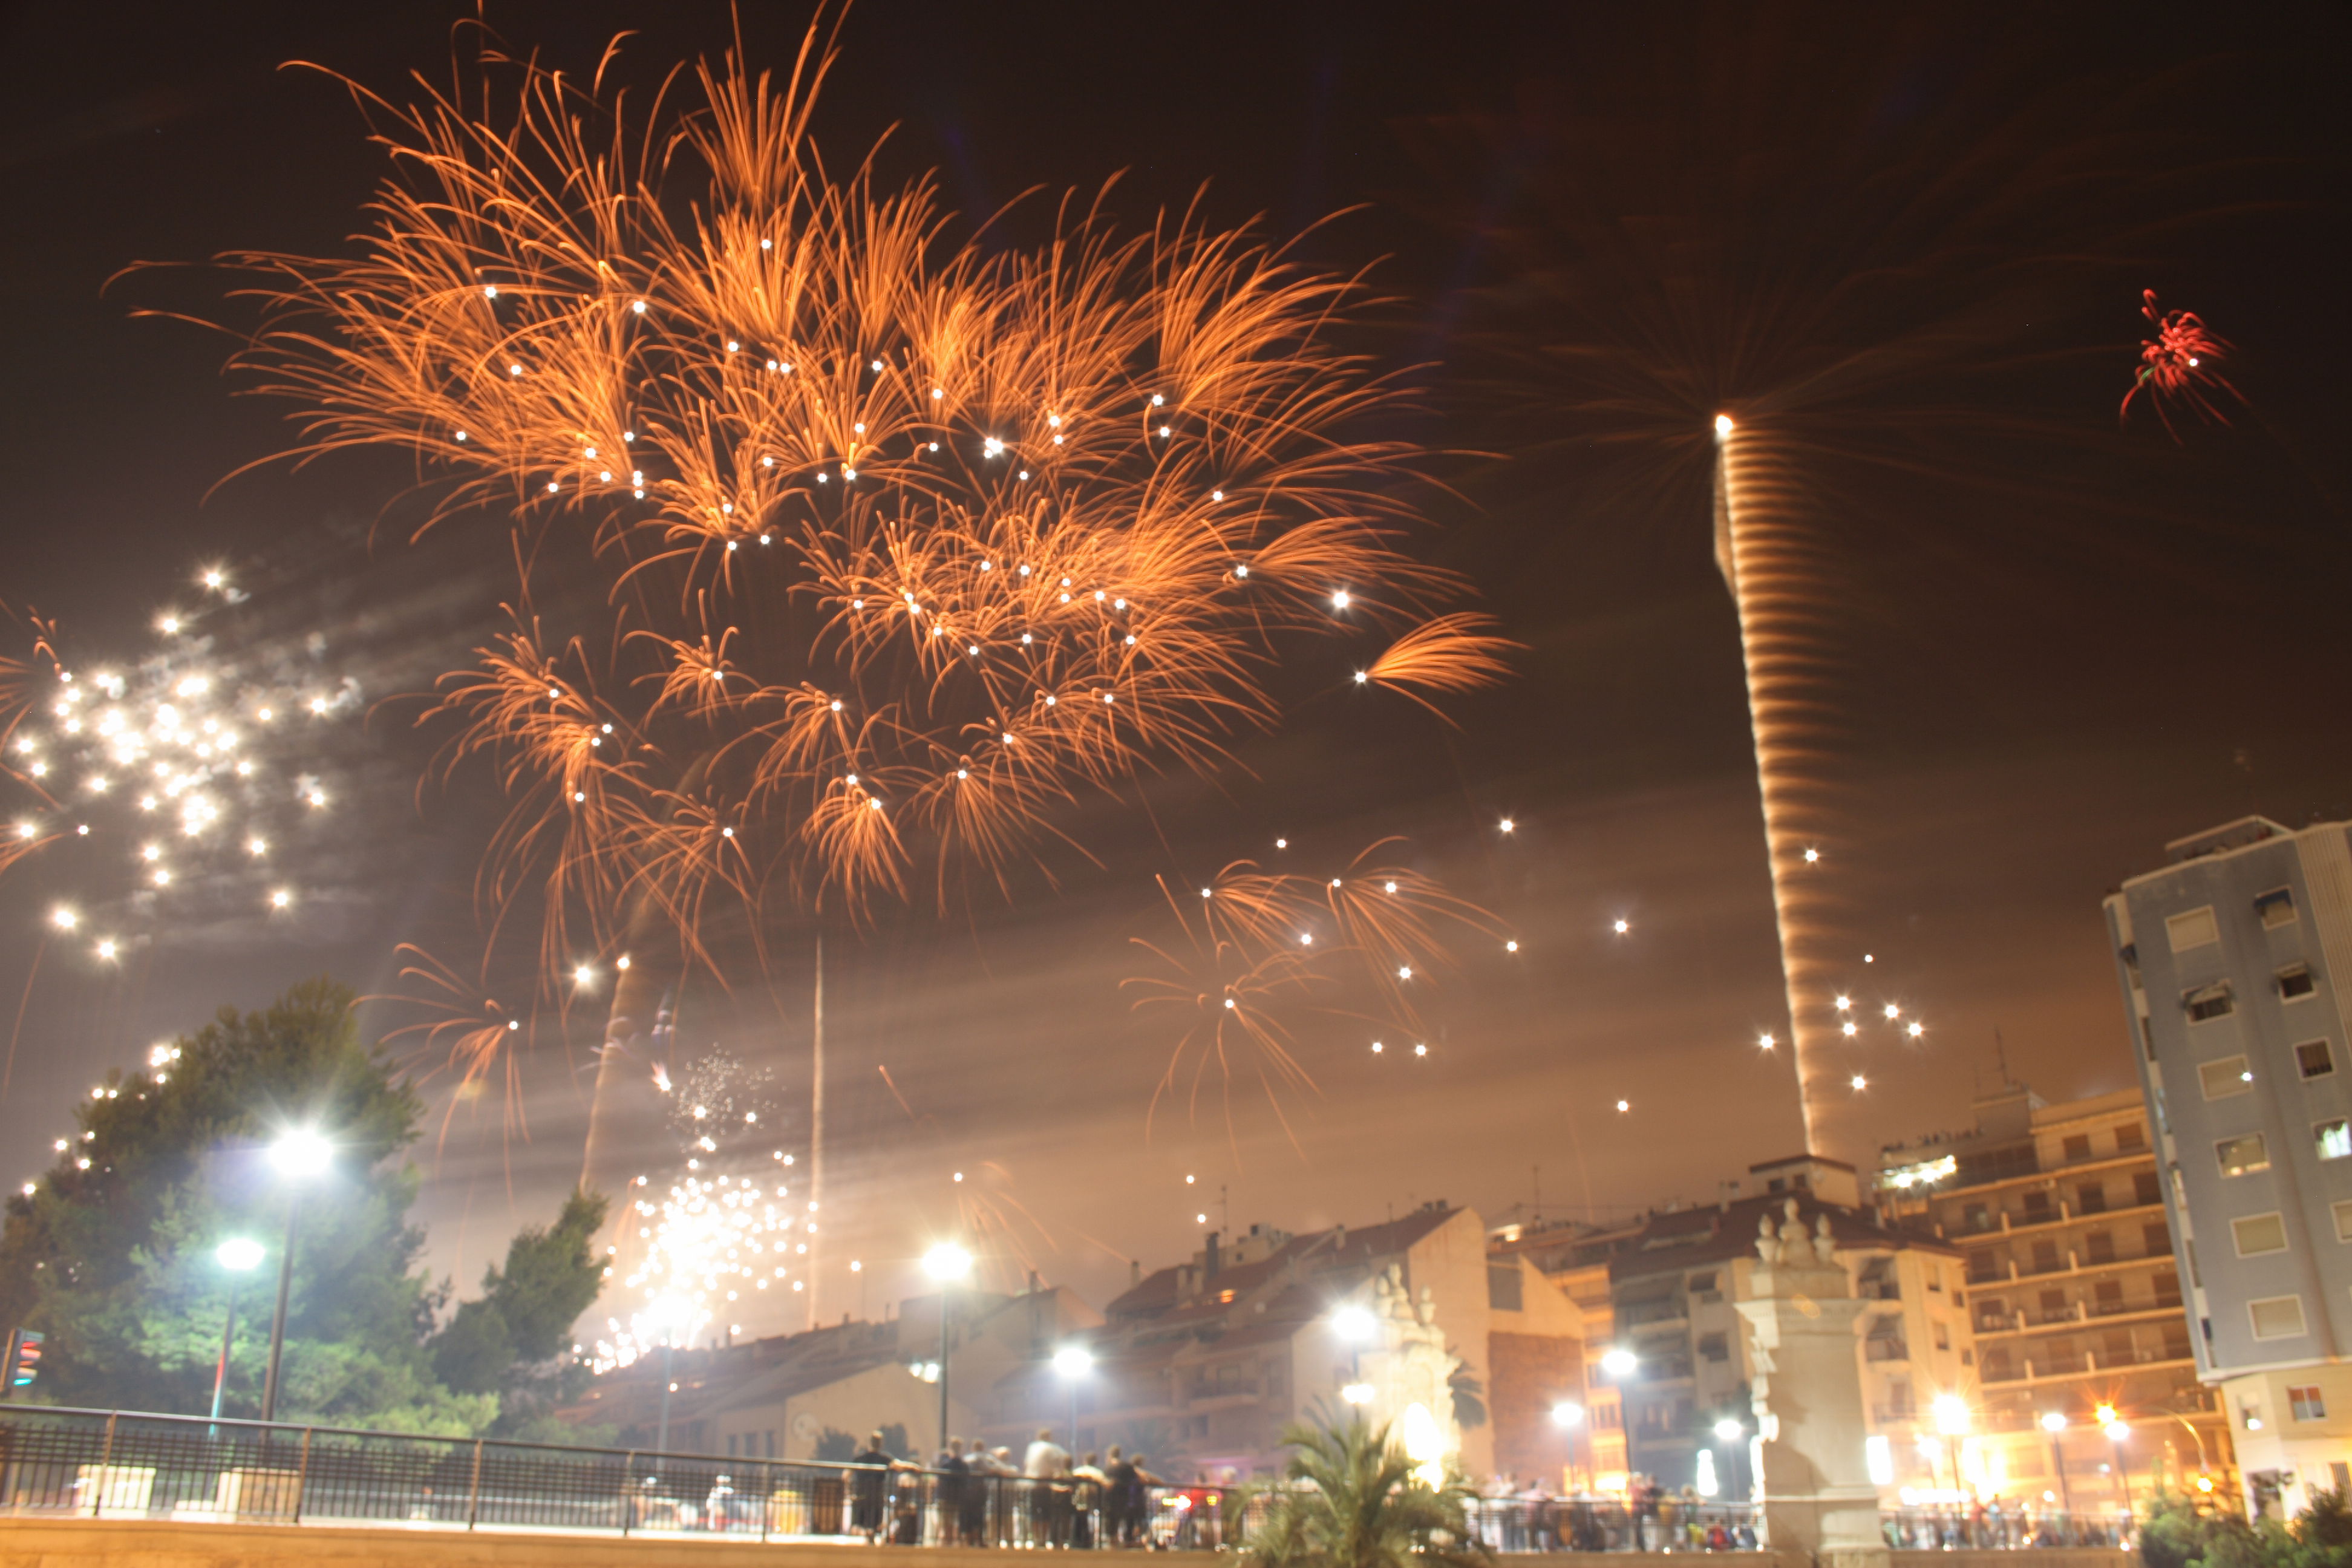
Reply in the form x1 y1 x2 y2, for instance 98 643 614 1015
924 1243 974 1453
1054 1345 1094 1452
2099 1405 2134 1525
1932 1394 1972 1500
260 1128 332 1424
1331 1304 1377 1404
1552 1402 1587 1491
1713 1417 1746 1504
209 1237 266 1427
2041 1411 2073 1520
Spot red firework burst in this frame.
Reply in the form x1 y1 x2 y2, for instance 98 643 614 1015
2121 289 2242 439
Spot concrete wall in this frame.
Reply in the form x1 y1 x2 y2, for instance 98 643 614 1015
0 1520 2136 1568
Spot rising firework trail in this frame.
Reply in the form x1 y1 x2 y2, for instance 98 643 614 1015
176 21 1504 1322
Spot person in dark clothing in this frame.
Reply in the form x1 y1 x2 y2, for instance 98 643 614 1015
1102 1447 1137 1547
851 1431 893 1541
933 1437 970 1546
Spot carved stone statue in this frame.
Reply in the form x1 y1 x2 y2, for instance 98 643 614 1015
1356 1264 1460 1481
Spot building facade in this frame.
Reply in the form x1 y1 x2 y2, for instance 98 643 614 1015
1497 1155 1967 1501
1877 1082 2227 1513
2106 814 2352 1517
978 1205 1591 1483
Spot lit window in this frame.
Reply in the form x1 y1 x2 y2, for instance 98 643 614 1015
2290 1385 2327 1422
2319 1120 2351 1161
2256 888 2297 929
2232 1213 2289 1256
2185 983 2236 1023
2200 1056 2252 1100
2280 966 2317 1002
2217 1134 2270 1178
2333 1200 2352 1244
2167 906 2220 952
2298 1041 2336 1080
2250 1295 2307 1341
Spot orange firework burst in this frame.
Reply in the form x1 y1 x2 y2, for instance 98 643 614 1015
369 943 538 1153
177 24 1506 1214
1125 837 1506 1154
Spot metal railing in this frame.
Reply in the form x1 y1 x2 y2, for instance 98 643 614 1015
1881 1507 2132 1550
0 1406 2129 1552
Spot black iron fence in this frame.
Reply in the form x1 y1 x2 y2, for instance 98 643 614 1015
1881 1506 2134 1550
0 1406 2120 1551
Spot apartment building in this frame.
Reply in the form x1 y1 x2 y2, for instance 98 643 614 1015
2106 814 2352 1517
1877 1081 2226 1512
1497 1155 1967 1499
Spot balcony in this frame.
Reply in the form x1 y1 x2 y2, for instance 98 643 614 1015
1972 1301 2189 1341
1863 1339 1911 1364
1978 1348 2196 1386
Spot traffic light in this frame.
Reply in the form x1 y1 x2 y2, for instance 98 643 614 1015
2 1328 42 1393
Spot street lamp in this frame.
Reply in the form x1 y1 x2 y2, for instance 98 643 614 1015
209 1238 265 1426
2099 1405 2134 1523
260 1128 333 1423
1054 1345 1094 1451
1553 1402 1587 1428
1932 1395 1971 1499
924 1243 974 1453
1601 1347 1638 1377
2041 1411 2073 1518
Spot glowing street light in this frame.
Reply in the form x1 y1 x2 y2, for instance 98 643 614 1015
1330 1305 1377 1344
209 1237 266 1426
1552 1401 1586 1428
1601 1347 1638 1378
1341 1382 1376 1406
1053 1344 1094 1447
260 1128 333 1422
2040 1411 2074 1514
924 1243 975 1452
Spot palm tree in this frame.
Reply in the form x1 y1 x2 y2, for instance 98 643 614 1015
1243 1412 1491 1568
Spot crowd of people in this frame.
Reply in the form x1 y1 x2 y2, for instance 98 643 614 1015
848 1427 1184 1548
1465 1474 1758 1553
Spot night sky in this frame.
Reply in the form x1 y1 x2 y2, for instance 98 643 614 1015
4 1 2347 1334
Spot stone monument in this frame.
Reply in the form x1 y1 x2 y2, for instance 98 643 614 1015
1356 1264 1461 1485
1733 1199 1887 1568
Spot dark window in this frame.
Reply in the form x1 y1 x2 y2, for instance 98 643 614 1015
2115 1123 2148 1152
1486 1263 1524 1312
2079 1182 2109 1214
2094 1280 2124 1313
2033 1240 2060 1273
2063 1134 2092 1160
2086 1232 2116 1264
1964 1204 1991 1233
2145 1223 2175 1258
2299 1040 2336 1079
2257 888 2297 929
2186 983 2236 1022
2135 1172 2163 1206
1697 1333 1729 1363
2292 1385 2328 1422
2281 967 2317 1001
2024 1189 2053 1220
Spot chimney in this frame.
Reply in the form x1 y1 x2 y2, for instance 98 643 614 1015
1333 1223 1347 1256
1206 1232 1223 1280
1130 1259 1143 1286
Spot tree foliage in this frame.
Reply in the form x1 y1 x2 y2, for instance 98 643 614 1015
1243 1411 1491 1568
0 979 600 1437
431 1189 610 1439
2142 1489 2352 1568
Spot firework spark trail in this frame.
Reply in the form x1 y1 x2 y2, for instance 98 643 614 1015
2122 289 2243 439
594 1044 799 1368
180 21 1507 1311
1125 837 1509 1156
0 591 356 1103
1713 424 1851 1159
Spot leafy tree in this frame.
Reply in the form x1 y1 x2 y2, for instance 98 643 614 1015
2141 1488 2352 1568
815 1426 860 1462
430 1189 610 1439
0 979 586 1436
1243 1411 1490 1568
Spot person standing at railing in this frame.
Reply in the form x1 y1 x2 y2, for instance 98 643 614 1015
933 1438 970 1546
1071 1452 1108 1549
851 1431 893 1542
1102 1446 1136 1546
1025 1425 1072 1546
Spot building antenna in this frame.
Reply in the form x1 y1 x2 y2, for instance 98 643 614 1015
1993 1026 2012 1086
1220 1183 1231 1235
1532 1164 1543 1222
